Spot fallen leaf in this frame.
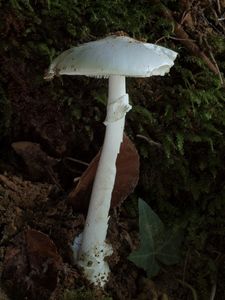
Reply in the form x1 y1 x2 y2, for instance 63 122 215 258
68 134 139 212
12 141 59 183
2 229 63 300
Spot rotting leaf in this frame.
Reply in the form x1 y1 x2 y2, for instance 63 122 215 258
129 199 183 277
12 141 59 184
2 229 63 300
68 134 140 213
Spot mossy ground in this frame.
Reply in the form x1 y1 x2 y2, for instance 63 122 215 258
0 0 225 299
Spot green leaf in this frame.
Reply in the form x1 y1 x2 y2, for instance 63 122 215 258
156 229 183 266
129 199 183 277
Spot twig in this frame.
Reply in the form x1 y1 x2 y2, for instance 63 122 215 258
180 9 192 25
155 35 195 44
203 36 224 84
209 283 217 300
216 0 221 15
45 166 62 189
177 279 198 300
209 51 224 84
218 10 225 21
218 16 225 21
136 134 162 148
153 0 220 75
64 157 89 166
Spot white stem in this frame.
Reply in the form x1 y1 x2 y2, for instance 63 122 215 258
75 75 131 287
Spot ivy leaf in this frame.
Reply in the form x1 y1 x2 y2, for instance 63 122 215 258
156 229 183 266
129 199 183 277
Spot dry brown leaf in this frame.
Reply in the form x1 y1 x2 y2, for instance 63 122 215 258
68 134 139 213
12 141 59 183
2 229 62 300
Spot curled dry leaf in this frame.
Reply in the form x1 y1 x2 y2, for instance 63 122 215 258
2 229 62 300
12 141 59 184
68 134 139 213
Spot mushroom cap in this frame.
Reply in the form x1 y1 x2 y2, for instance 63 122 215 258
45 36 177 79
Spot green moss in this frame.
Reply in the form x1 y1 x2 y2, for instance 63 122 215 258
1 0 225 298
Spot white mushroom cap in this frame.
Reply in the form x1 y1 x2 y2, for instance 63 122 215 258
46 35 177 79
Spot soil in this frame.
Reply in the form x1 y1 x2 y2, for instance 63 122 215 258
0 138 188 300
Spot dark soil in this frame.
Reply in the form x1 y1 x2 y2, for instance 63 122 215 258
0 134 188 300
0 170 174 300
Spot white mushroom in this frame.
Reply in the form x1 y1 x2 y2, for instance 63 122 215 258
45 35 177 287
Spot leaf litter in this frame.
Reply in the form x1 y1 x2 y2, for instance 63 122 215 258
0 136 176 300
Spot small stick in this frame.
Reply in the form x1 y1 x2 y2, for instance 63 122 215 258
64 157 89 166
155 35 195 44
209 283 217 300
136 134 162 148
209 51 224 84
152 0 220 75
177 279 198 300
216 0 221 14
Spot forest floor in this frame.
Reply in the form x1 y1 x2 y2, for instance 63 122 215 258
1 1 225 299
0 147 189 300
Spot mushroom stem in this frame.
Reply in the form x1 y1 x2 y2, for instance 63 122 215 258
76 75 131 286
